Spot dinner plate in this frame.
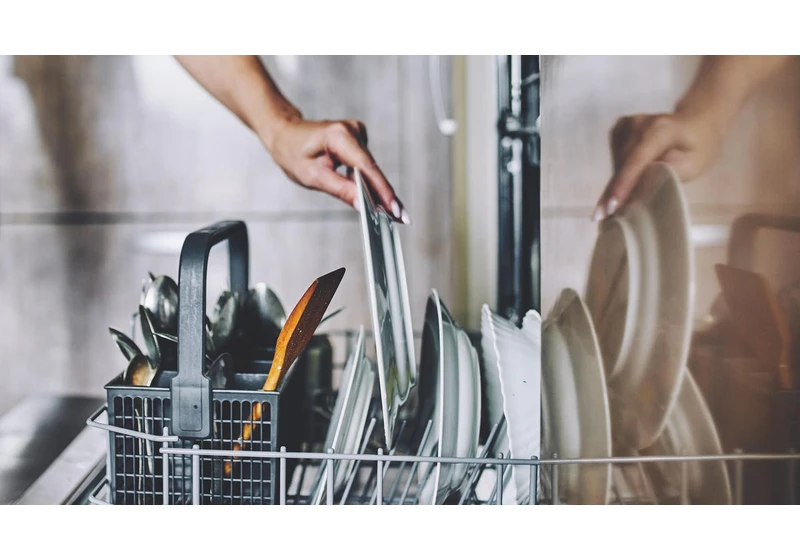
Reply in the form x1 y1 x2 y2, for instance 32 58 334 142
451 323 481 492
541 288 612 505
481 305 541 504
355 169 417 449
585 162 695 450
309 326 376 504
639 369 732 505
417 290 465 504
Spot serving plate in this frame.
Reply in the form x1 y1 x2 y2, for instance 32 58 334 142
639 369 732 505
309 326 376 504
585 162 695 450
541 288 612 504
355 169 417 449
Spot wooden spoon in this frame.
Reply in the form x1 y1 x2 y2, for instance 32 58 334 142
714 263 793 390
224 267 346 475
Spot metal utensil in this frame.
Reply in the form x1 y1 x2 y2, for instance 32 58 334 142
142 274 179 335
211 290 241 354
109 327 144 363
138 305 162 368
125 353 158 488
207 352 234 390
243 283 286 346
225 267 346 476
154 332 214 365
714 263 793 390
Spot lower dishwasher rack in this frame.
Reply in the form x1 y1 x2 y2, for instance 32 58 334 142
82 328 800 505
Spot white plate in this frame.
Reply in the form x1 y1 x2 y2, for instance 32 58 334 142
309 326 376 504
417 290 462 504
585 162 695 450
355 169 417 449
639 370 732 504
541 288 612 505
481 305 541 504
451 322 481 492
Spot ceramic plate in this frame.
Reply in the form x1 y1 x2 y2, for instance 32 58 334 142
639 370 732 504
481 305 541 504
310 326 376 504
355 169 417 449
450 320 481 493
541 288 612 505
417 290 462 504
585 162 695 450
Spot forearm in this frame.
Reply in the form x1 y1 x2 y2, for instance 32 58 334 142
174 55 301 151
676 55 792 128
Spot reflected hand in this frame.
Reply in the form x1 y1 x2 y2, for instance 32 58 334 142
592 110 726 221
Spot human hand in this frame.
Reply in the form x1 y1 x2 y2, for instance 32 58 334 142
265 116 410 224
592 109 727 221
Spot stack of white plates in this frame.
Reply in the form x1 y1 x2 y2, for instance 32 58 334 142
417 290 481 504
480 305 541 504
309 326 376 505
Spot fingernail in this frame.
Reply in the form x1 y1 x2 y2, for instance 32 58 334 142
390 200 402 220
400 209 412 225
606 197 618 217
592 205 605 222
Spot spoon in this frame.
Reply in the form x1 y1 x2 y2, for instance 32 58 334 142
154 332 215 365
211 291 241 354
109 327 144 363
207 352 234 390
138 305 162 368
124 353 158 488
142 274 179 335
244 283 286 345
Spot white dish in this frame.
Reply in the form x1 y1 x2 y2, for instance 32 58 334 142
481 305 541 505
584 162 695 450
639 370 732 505
541 288 612 505
310 326 376 504
355 169 417 449
417 290 477 504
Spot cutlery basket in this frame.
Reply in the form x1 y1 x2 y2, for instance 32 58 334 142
103 220 305 505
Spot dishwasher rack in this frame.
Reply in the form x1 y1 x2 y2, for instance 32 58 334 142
85 327 800 505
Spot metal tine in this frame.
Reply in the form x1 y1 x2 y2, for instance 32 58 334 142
369 419 408 505
415 443 440 504
490 452 505 505
459 419 504 505
399 419 433 505
528 456 539 505
339 417 378 505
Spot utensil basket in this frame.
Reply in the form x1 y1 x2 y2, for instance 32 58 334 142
103 220 304 505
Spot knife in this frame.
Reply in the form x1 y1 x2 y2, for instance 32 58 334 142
224 267 346 476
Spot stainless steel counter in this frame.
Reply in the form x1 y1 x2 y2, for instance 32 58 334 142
0 395 106 504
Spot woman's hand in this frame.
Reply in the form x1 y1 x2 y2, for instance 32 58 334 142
265 115 409 223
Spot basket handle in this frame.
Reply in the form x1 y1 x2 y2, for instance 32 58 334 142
171 220 249 439
728 213 800 271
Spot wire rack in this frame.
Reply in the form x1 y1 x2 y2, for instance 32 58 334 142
85 328 800 505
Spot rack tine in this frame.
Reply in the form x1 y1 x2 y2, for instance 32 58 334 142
416 444 439 504
551 453 559 505
400 419 433 505
788 448 796 505
326 447 335 505
459 419 504 505
369 420 407 505
280 446 287 505
162 427 170 505
191 444 200 505
376 448 384 505
339 417 377 505
495 453 504 505
528 456 538 505
734 448 743 505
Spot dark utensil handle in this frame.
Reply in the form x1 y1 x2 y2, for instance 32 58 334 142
171 220 249 439
728 213 800 271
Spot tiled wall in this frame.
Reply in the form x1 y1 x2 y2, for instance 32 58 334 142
540 55 800 322
0 55 454 417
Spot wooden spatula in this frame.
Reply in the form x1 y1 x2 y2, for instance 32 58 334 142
224 267 346 475
714 263 793 390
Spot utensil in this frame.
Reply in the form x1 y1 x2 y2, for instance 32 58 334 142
109 327 144 363
584 162 694 451
225 267 346 476
207 352 233 390
210 290 241 354
243 283 286 344
714 263 793 390
142 274 179 335
356 167 417 448
125 353 158 387
138 305 161 368
124 353 158 486
153 332 214 365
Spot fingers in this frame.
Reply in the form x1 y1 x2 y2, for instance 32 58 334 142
307 165 358 208
326 123 410 224
594 116 679 220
